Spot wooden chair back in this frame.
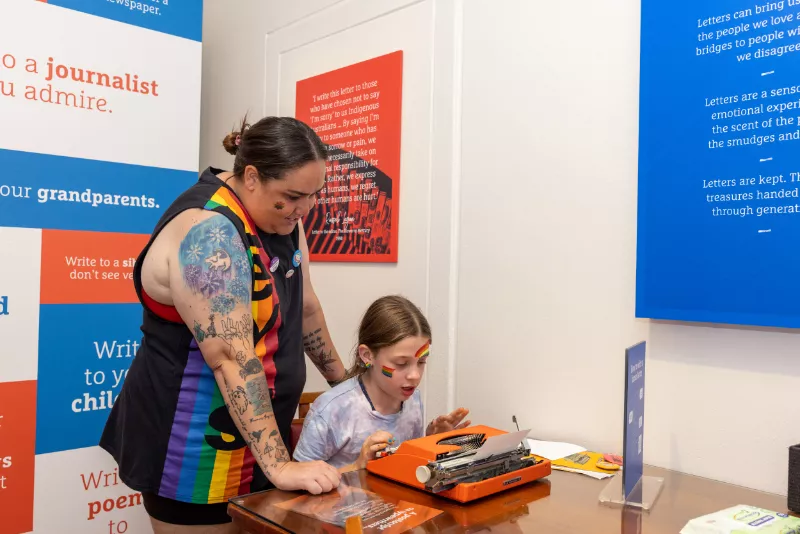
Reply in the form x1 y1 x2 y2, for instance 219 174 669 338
289 391 322 454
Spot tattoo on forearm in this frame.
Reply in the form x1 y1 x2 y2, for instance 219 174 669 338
250 415 272 423
302 328 323 355
246 374 273 416
308 350 336 374
267 430 290 468
302 328 336 374
275 444 290 463
239 359 263 379
230 386 249 415
265 431 276 456
313 349 335 374
222 375 283 476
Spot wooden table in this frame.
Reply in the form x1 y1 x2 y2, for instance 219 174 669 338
228 466 790 533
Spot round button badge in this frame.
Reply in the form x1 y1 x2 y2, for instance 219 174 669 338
269 257 279 273
286 269 295 278
292 249 302 267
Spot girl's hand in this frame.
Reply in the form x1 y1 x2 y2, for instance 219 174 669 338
356 431 394 469
426 407 471 436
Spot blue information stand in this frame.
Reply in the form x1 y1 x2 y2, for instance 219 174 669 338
599 342 664 510
623 342 646 500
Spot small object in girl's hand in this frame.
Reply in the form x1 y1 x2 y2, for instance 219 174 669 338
375 446 398 459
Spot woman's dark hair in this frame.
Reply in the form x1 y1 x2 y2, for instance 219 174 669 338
222 114 328 180
344 295 432 380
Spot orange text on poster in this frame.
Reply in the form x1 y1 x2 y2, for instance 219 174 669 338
41 230 149 304
0 380 37 534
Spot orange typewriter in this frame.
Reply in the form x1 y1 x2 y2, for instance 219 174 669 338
365 425 551 503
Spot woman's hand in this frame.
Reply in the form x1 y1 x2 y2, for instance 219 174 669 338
356 431 394 469
426 407 471 436
271 460 341 495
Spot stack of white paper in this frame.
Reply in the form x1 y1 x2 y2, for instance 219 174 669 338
526 439 586 460
472 429 532 461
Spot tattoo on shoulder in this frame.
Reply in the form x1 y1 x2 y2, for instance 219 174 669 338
180 217 250 300
181 217 253 338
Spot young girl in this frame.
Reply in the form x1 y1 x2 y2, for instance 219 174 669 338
293 295 471 472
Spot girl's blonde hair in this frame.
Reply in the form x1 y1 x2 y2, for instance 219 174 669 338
344 295 431 380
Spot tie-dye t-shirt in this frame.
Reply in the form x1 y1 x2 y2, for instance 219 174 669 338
293 377 425 468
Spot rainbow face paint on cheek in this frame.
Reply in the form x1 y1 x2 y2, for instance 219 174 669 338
415 342 430 359
274 201 285 210
381 365 394 378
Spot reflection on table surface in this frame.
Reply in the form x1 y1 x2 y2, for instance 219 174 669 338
229 465 790 534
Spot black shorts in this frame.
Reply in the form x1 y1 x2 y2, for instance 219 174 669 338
142 492 232 525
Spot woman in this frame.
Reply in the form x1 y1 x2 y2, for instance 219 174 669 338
100 116 348 533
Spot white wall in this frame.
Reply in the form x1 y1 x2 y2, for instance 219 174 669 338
200 0 277 171
454 0 799 496
200 0 365 169
200 0 799 496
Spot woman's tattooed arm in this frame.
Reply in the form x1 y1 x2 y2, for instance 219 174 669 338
171 213 291 479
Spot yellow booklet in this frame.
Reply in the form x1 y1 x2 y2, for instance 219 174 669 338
551 451 619 474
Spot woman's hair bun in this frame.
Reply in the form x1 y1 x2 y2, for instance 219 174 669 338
221 115 251 156
222 131 239 156
223 114 327 180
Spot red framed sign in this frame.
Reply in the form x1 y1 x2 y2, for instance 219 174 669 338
296 51 403 263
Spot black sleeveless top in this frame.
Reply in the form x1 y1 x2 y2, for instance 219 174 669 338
100 168 305 504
